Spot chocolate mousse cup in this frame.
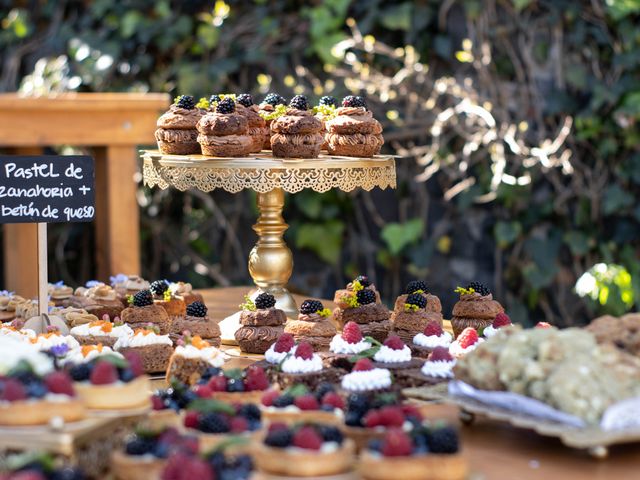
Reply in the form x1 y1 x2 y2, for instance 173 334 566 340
270 108 324 158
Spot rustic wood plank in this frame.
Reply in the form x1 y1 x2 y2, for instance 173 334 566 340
94 146 141 279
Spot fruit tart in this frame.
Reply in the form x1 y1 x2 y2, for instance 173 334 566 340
197 98 253 157
70 319 133 347
182 399 262 453
394 347 457 389
448 327 484 358
284 299 336 351
342 392 420 451
168 281 204 306
165 334 226 385
270 95 324 158
251 332 296 382
340 358 392 394
121 289 171 334
253 423 356 477
391 281 444 344
149 380 198 430
0 339 85 426
274 341 341 390
149 280 186 319
114 325 174 374
360 425 467 480
112 426 199 480
193 365 272 405
257 92 287 149
483 312 513 338
171 301 220 347
320 321 373 371
333 276 390 343
0 453 84 480
155 95 204 155
410 320 453 359
235 292 286 354
260 382 345 426
325 95 384 157
67 351 151 410
236 93 269 153
450 282 504 337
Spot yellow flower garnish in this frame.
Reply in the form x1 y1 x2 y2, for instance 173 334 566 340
163 289 172 302
259 104 287 121
404 304 420 313
344 293 360 309
196 97 210 109
454 286 475 296
312 104 337 120
351 280 364 293
239 295 256 311
317 308 332 318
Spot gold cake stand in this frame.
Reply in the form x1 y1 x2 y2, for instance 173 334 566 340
141 150 396 323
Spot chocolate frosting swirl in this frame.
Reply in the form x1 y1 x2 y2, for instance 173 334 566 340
157 105 205 129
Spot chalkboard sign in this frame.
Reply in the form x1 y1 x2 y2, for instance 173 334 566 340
0 155 95 224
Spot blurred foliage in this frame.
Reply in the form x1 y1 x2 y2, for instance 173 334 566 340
1 0 640 325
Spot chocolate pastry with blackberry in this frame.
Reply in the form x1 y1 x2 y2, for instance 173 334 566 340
235 93 269 153
121 289 171 334
450 282 504 338
258 92 287 149
391 280 443 344
155 95 204 154
284 299 336 351
171 301 221 347
196 98 253 157
270 95 324 158
235 292 286 354
150 279 186 319
324 96 384 157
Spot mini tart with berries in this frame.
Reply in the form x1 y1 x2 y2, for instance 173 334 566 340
235 293 286 354
333 278 391 343
483 312 513 338
165 335 226 385
391 282 444 344
196 98 253 157
258 92 287 149
150 280 187 319
196 366 272 404
170 301 220 347
0 348 85 425
274 342 342 391
325 96 384 157
182 399 262 453
394 347 457 389
410 321 453 358
1 453 84 480
284 299 336 351
121 289 171 334
448 327 484 358
69 319 133 348
69 351 151 410
254 423 356 477
451 282 504 338
155 95 204 155
359 425 467 480
112 426 198 480
236 94 269 153
371 335 423 372
270 95 324 158
114 326 174 374
148 381 198 429
320 321 373 372
340 358 393 395
260 383 345 426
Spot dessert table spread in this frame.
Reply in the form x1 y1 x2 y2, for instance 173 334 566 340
196 286 639 480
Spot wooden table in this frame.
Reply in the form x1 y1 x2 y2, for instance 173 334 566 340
0 93 170 297
200 287 640 480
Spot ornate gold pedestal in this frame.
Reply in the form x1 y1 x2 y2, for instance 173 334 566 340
141 150 396 322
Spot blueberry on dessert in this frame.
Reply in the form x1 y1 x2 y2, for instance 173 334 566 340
324 95 384 157
483 312 513 338
121 289 171 334
235 93 269 153
451 283 504 338
270 95 324 158
410 320 453 358
261 383 345 425
340 358 392 394
194 366 272 404
253 423 355 477
235 293 286 354
155 95 204 155
196 97 253 157
284 299 336 351
360 425 467 480
203 448 254 480
448 327 483 358
333 277 390 343
113 325 174 374
165 334 227 386
275 341 340 390
171 301 221 348
258 93 287 150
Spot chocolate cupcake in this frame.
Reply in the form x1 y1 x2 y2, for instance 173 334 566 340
258 93 287 149
235 292 286 353
325 96 383 157
171 301 221 347
284 299 336 351
390 280 443 344
270 95 324 158
197 98 253 157
236 93 269 153
450 282 504 338
121 289 171 334
155 95 204 155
